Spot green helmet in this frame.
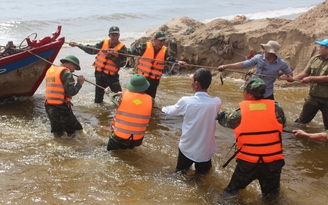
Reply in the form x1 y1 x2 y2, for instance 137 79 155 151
109 26 120 34
60 55 81 70
126 74 150 92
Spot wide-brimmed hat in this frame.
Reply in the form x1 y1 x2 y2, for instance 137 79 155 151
126 74 150 92
60 55 81 70
316 38 328 47
261 40 281 57
109 26 120 34
154 31 166 40
240 77 266 97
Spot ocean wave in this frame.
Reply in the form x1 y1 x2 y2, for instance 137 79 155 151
202 6 315 23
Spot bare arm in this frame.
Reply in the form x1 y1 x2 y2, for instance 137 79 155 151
218 62 243 70
279 72 294 82
301 75 328 83
293 129 328 143
293 71 309 81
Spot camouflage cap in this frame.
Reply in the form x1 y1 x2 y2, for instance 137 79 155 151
109 26 120 34
241 77 266 97
154 31 166 40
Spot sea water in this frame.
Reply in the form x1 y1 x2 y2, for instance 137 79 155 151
1 1 328 204
0 0 324 46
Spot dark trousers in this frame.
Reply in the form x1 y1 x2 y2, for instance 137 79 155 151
144 78 160 99
107 132 143 151
94 71 122 103
45 104 82 136
175 148 212 174
224 159 285 196
295 95 328 129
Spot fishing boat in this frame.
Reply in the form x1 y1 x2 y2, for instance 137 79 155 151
0 26 64 99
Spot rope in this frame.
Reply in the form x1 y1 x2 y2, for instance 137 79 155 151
25 50 106 90
224 69 280 79
65 42 181 67
65 42 280 79
282 129 296 134
233 50 248 60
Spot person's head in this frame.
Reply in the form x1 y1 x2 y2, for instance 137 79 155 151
241 77 266 100
108 26 120 44
315 38 328 59
191 68 212 92
153 31 166 50
126 74 150 93
261 40 281 59
60 55 81 72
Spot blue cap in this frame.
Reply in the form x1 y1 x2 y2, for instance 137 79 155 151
316 38 328 47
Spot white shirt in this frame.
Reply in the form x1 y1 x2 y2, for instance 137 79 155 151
162 92 221 162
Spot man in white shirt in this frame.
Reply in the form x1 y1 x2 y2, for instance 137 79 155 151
162 68 222 174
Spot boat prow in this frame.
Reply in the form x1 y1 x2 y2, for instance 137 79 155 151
0 26 65 99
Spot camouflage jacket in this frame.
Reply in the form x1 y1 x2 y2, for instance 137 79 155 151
61 69 82 98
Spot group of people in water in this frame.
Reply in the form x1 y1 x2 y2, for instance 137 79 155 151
43 25 328 199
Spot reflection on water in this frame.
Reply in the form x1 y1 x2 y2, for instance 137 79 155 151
1 71 328 204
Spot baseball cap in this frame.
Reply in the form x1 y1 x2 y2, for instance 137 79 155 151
109 26 120 34
154 31 166 40
315 38 328 47
261 40 281 58
240 77 266 97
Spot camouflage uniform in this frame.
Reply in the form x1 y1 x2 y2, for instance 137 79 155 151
217 77 286 197
45 69 83 137
295 55 328 129
77 39 127 103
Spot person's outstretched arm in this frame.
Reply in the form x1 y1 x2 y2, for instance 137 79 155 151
293 129 328 143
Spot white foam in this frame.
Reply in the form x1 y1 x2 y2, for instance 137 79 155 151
202 6 315 23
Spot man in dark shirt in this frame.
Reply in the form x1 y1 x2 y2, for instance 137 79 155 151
289 38 328 130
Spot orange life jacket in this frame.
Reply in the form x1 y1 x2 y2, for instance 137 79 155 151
44 66 71 106
137 42 166 80
234 100 284 163
112 90 153 140
94 39 124 75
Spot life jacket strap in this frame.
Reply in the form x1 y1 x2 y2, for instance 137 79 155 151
223 145 241 168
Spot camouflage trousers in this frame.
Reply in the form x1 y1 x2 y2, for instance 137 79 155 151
45 104 82 137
